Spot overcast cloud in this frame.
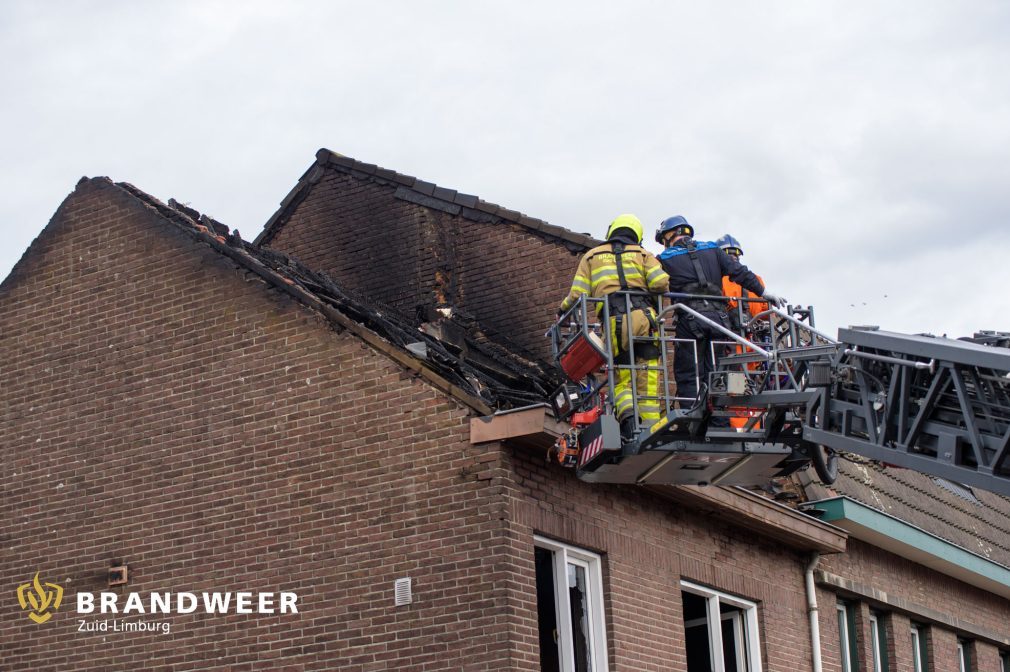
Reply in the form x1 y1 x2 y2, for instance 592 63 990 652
2 0 1008 338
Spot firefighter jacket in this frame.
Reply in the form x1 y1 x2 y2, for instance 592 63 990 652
658 239 764 300
559 240 670 314
722 273 769 318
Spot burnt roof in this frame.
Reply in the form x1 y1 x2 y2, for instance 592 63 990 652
109 180 563 414
253 149 601 252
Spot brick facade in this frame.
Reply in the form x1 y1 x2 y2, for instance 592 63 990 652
499 447 817 671
815 540 1010 672
1 179 513 670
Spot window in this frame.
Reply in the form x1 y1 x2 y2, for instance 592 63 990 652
910 624 928 672
837 601 858 672
957 640 970 672
682 580 763 672
1001 651 1009 672
931 477 980 504
868 611 889 672
534 536 609 672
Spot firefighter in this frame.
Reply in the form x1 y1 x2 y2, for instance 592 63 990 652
656 216 784 408
716 234 770 329
558 214 670 440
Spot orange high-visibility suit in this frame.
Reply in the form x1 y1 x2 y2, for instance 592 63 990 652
722 274 768 319
722 274 768 429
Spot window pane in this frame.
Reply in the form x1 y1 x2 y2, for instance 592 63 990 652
682 583 760 672
534 548 561 672
685 623 712 672
868 613 887 672
721 612 745 672
910 628 922 672
683 591 712 672
958 641 969 672
837 603 853 672
869 616 879 672
568 562 593 672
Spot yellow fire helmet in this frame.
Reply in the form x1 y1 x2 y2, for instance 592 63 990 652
605 214 644 244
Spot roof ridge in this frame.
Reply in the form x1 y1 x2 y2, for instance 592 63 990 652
253 148 601 251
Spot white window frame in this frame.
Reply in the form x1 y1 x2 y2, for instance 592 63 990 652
957 640 969 672
837 602 855 672
868 612 884 672
681 579 763 672
910 624 925 672
534 535 609 672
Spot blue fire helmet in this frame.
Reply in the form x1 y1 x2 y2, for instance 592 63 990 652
715 234 743 256
655 215 693 243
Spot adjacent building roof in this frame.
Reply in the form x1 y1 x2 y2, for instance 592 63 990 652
799 453 1010 569
804 495 1010 600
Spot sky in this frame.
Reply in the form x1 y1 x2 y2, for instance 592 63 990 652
2 0 1009 339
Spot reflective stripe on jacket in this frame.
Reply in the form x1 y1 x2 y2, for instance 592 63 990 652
560 242 670 313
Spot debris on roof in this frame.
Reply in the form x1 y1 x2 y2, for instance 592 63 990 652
119 182 563 412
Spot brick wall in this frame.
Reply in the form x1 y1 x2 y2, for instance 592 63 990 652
261 168 585 362
815 539 1010 672
496 446 819 671
0 179 513 671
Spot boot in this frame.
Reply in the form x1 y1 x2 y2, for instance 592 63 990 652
620 416 636 442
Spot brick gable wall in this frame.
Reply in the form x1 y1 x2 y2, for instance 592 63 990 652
262 168 584 362
0 179 513 671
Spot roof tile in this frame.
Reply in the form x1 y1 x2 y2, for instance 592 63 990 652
495 207 521 222
431 186 458 202
454 193 479 209
413 180 436 196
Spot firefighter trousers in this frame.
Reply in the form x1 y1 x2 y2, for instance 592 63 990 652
609 308 661 426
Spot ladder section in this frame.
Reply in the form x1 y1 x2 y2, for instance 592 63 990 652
803 328 1010 497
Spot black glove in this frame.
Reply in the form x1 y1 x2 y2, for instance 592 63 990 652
556 307 566 318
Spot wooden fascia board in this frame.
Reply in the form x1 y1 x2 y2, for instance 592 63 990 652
646 484 848 554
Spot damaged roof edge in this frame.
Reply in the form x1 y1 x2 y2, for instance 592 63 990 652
253 148 601 251
102 178 496 416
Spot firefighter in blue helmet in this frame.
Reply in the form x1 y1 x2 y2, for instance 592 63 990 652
656 216 785 408
559 215 669 440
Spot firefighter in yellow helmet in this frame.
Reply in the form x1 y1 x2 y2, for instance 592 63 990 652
558 214 670 440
